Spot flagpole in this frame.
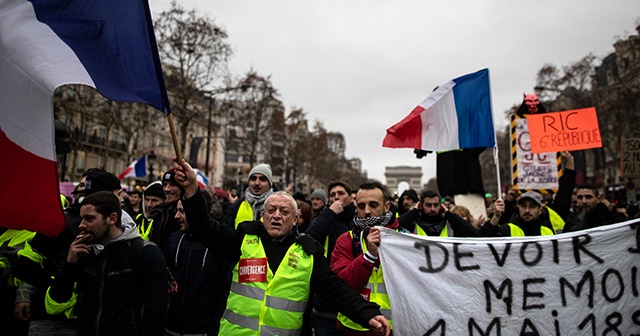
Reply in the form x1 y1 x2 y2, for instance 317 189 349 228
487 70 502 199
166 113 184 164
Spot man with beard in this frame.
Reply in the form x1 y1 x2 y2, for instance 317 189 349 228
305 181 356 335
397 189 418 216
46 191 168 335
331 181 400 335
12 170 133 335
564 185 626 232
398 190 480 237
224 163 275 229
483 192 553 237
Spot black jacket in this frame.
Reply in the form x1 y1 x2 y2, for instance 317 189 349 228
564 202 627 232
49 225 168 336
164 231 231 335
149 201 179 251
305 204 355 264
182 191 383 330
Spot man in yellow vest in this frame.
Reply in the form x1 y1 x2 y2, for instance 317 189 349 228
483 192 555 236
331 181 401 335
174 160 391 336
398 190 481 237
224 163 275 229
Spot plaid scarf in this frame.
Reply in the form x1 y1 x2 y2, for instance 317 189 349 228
353 211 393 231
244 188 274 221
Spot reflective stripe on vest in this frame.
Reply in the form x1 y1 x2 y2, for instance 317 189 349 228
337 231 393 331
415 223 450 237
546 207 565 233
235 201 254 229
135 214 153 241
508 223 555 237
219 234 312 335
324 237 329 258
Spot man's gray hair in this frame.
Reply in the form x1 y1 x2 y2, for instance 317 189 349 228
265 191 298 213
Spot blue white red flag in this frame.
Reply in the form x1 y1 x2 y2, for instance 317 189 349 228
193 169 209 189
383 68 495 151
0 0 170 236
118 156 148 180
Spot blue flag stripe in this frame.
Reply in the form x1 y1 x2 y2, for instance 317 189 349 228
29 0 170 113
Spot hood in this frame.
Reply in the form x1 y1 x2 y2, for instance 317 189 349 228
91 210 141 254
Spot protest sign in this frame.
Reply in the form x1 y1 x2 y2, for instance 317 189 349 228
378 221 640 335
621 138 640 178
511 115 560 192
528 108 602 154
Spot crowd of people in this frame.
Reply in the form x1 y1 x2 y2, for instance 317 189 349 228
0 150 632 336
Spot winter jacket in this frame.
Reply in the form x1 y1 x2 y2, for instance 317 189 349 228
182 190 383 332
164 231 231 335
564 202 627 232
305 204 355 263
48 221 168 336
148 201 179 251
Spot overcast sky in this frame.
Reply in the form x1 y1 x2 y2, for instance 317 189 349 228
150 0 639 185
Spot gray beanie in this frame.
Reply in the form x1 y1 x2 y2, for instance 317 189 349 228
310 189 327 204
248 163 273 186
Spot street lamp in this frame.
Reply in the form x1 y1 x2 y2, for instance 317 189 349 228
202 84 251 176
148 150 157 184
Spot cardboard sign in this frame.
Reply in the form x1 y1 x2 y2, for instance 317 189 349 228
511 116 559 191
527 108 602 154
378 221 640 335
621 138 640 178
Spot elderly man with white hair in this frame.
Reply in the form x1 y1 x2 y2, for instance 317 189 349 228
172 160 391 336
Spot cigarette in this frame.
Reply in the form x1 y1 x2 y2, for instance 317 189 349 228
76 233 84 239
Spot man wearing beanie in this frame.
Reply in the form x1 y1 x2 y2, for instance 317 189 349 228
135 181 165 240
148 168 185 250
310 189 327 218
223 163 275 229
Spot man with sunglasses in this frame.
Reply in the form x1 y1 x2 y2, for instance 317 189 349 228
224 163 275 229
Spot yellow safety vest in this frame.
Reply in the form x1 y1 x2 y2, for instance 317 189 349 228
45 285 78 319
508 223 555 236
337 231 393 331
546 207 565 233
0 230 36 286
415 223 450 237
135 214 153 240
236 201 254 229
220 234 313 335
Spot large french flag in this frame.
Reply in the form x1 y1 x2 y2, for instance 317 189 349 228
0 0 170 236
118 155 148 180
383 68 495 151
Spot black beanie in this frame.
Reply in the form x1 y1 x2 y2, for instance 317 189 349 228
162 168 185 192
143 183 166 200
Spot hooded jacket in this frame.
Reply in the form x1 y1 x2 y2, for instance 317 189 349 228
48 218 168 336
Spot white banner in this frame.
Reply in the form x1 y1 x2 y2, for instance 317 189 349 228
378 220 640 335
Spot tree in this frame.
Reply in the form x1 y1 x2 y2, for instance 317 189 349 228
234 70 281 168
154 1 232 154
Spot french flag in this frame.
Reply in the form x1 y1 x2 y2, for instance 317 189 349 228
383 68 495 151
118 155 148 180
193 169 209 189
0 0 170 236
